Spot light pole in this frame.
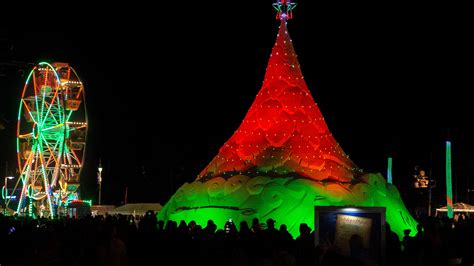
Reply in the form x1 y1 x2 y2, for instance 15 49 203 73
98 160 103 205
3 176 14 215
428 168 433 216
3 161 15 215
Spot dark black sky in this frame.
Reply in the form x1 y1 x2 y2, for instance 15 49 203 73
1 1 473 206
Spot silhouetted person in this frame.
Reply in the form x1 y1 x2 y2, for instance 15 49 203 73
238 220 252 240
386 222 401 266
278 224 294 252
295 223 315 265
204 219 217 239
279 224 293 241
265 218 279 237
251 217 262 235
348 234 378 266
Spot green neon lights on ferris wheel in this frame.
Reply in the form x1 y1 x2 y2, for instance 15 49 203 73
15 140 36 214
38 142 54 219
38 62 60 81
40 65 61 126
16 68 35 164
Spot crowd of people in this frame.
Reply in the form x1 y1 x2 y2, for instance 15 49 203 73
1 212 473 265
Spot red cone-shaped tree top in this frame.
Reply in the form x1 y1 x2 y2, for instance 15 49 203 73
198 20 359 182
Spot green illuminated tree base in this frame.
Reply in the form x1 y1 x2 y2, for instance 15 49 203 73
158 172 417 239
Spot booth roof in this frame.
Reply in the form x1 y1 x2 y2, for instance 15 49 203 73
436 202 474 212
111 203 163 215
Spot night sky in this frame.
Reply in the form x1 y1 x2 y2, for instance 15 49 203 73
1 2 473 207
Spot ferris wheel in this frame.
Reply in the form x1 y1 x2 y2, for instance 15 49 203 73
7 62 87 218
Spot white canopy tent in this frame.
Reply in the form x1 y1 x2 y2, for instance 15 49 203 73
109 203 162 216
90 205 116 217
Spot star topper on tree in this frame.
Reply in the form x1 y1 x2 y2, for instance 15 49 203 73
272 0 297 20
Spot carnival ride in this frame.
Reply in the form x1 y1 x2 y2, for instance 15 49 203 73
5 62 87 218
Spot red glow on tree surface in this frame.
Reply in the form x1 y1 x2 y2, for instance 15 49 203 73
199 21 358 182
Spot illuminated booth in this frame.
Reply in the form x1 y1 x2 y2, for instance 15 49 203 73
436 202 474 220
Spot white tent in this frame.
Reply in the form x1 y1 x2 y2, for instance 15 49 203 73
90 205 116 216
110 203 162 216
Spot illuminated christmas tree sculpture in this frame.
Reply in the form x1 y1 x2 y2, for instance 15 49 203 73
159 1 417 238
